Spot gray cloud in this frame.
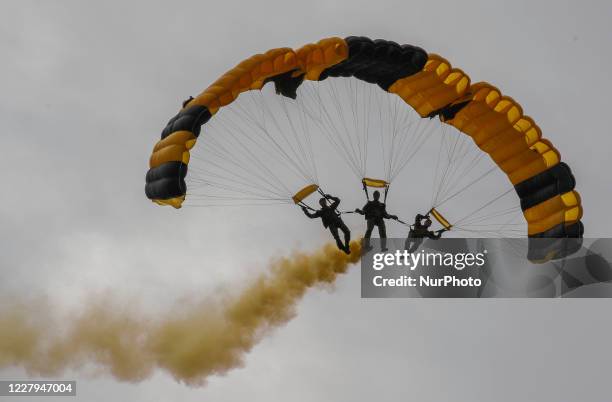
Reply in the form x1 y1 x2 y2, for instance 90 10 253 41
1 0 611 401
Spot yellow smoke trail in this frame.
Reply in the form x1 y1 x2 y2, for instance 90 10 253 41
0 240 361 385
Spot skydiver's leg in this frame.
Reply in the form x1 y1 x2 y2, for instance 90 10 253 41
338 220 351 252
364 220 375 250
329 225 344 252
404 230 417 252
404 237 413 251
378 220 387 251
406 237 423 253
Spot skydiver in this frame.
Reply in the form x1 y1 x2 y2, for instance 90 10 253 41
302 194 351 254
354 190 398 252
404 213 447 252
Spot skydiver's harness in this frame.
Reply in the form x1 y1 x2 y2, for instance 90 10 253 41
339 179 409 224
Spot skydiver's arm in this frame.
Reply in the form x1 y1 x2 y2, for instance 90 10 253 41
327 195 340 210
427 229 446 239
383 208 398 220
355 203 368 215
302 207 319 219
426 231 441 240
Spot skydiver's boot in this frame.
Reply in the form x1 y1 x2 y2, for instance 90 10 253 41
342 244 351 254
362 238 373 255
340 227 351 254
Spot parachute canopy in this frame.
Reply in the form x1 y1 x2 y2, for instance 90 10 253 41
145 35 583 242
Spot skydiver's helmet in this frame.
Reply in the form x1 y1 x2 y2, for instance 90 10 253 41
373 190 380 200
319 198 327 207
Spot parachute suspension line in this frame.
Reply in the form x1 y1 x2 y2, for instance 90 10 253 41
452 187 516 227
188 143 291 200
454 208 524 233
354 79 368 175
297 78 433 191
433 166 498 208
454 207 524 237
456 205 521 227
245 93 313 182
275 95 313 178
321 79 359 174
235 92 315 184
381 89 395 183
300 82 363 178
386 100 410 182
327 79 366 177
386 92 410 182
189 152 289 199
345 78 363 174
240 93 314 185
317 81 361 177
435 124 466 204
452 227 525 238
198 132 291 196
207 116 295 197
429 126 446 208
389 116 437 183
436 140 474 201
188 160 288 201
185 86 338 207
431 124 455 206
185 200 292 208
299 89 354 175
437 152 487 203
187 167 291 203
362 82 373 175
266 95 313 181
434 134 488 204
212 105 304 194
284 91 320 184
254 91 318 184
426 121 515 234
353 79 371 176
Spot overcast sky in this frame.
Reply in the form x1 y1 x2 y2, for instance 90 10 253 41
1 0 612 401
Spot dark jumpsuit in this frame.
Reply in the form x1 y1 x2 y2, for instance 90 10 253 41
360 200 393 250
303 196 351 252
405 214 443 252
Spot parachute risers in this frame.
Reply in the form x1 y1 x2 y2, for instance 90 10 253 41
429 208 453 230
362 178 390 202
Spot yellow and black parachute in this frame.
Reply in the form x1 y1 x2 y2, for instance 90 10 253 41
145 36 583 241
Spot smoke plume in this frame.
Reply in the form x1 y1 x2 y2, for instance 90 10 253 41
0 241 361 385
